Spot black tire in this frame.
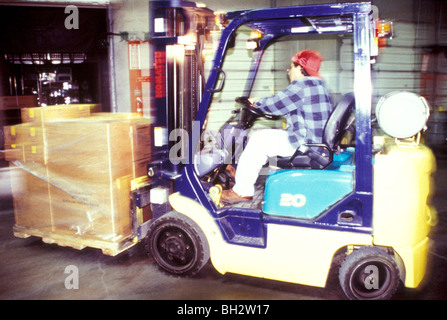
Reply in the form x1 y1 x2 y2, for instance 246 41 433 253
145 211 210 277
338 246 401 300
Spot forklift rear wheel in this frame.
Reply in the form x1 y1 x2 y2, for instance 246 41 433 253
145 212 210 277
338 246 400 300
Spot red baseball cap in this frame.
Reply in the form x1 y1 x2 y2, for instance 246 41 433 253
291 50 323 78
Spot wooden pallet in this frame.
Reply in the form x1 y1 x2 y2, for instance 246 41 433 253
13 224 137 256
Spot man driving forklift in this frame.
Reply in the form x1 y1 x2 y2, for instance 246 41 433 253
221 50 334 202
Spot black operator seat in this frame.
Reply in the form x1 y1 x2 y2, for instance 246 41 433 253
275 92 356 169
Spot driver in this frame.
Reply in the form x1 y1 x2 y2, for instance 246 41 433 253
221 50 333 202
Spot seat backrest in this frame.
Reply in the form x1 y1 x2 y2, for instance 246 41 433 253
323 92 355 150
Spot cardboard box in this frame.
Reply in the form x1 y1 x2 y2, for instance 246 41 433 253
90 112 142 120
23 143 47 163
4 123 44 145
21 104 90 123
3 124 46 162
130 121 151 162
133 159 150 179
44 119 135 178
4 117 151 166
9 163 52 231
43 117 151 166
48 174 133 239
3 144 24 162
84 104 102 113
3 126 23 161
3 125 18 146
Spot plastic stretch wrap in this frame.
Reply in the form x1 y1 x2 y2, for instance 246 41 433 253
4 107 150 255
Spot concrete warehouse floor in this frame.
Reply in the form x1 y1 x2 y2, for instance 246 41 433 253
1 148 447 300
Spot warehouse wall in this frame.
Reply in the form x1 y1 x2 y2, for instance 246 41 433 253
109 0 149 113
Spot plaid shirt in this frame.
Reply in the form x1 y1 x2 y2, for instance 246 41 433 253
255 77 333 148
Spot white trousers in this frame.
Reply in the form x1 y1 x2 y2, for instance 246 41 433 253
233 129 296 197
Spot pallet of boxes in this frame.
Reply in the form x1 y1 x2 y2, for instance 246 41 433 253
3 105 151 256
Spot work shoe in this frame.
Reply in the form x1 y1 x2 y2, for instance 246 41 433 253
221 189 252 203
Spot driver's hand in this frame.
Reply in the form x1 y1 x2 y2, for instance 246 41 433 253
248 98 258 105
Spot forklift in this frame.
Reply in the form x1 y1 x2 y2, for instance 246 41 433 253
131 1 436 299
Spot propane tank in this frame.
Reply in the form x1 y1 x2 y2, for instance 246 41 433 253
375 91 430 139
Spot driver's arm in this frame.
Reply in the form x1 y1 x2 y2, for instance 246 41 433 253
254 83 303 116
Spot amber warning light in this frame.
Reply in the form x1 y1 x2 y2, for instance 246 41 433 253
376 19 394 50
378 20 394 39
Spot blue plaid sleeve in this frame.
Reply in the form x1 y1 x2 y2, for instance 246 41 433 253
253 78 333 147
254 83 303 115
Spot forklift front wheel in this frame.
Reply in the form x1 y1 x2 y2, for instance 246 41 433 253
145 211 210 277
338 246 401 300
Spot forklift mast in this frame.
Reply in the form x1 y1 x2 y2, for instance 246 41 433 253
148 0 214 168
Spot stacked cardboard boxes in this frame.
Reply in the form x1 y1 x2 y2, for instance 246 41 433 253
4 105 151 255
0 95 38 158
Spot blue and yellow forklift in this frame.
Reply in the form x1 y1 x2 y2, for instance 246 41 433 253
133 1 436 299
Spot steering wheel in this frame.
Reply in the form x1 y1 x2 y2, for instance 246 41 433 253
235 97 282 121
